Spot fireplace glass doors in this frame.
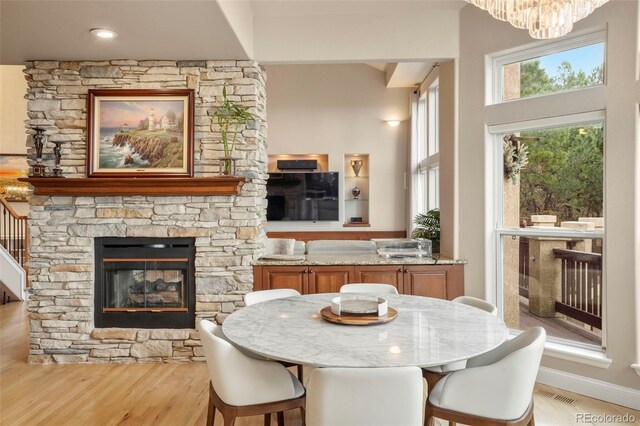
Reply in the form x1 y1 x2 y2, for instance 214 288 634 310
104 261 187 311
95 237 195 328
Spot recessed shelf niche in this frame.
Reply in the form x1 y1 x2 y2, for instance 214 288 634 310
344 153 370 227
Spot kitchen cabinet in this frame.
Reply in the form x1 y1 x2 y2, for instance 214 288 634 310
401 265 464 300
254 265 355 294
308 266 355 294
254 264 464 300
354 265 404 293
257 266 309 294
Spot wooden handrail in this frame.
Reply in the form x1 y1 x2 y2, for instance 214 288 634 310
0 197 27 220
553 247 602 329
0 196 29 284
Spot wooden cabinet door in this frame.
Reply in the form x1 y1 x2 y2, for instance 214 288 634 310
354 265 404 293
308 266 355 294
261 266 309 294
403 265 464 300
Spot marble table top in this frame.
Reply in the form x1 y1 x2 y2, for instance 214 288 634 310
222 293 509 368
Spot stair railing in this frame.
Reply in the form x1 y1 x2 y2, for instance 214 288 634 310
0 197 29 277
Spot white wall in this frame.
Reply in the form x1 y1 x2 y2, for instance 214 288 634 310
459 1 640 390
254 8 460 63
265 64 411 232
0 65 27 153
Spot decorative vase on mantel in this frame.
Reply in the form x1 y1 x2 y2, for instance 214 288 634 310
218 157 237 176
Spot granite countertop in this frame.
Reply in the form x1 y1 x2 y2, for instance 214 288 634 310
253 253 467 266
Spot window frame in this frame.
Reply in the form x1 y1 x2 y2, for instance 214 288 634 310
489 28 607 105
489 110 607 352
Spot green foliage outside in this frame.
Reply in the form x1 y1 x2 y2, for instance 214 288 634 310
517 60 604 222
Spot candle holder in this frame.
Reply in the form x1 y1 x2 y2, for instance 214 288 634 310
51 140 67 177
30 128 47 177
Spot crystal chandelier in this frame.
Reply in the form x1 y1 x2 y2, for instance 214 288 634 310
465 0 609 39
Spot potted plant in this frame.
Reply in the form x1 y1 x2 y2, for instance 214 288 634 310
411 209 440 253
210 85 255 176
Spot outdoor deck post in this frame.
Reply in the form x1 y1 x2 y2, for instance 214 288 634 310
527 215 563 318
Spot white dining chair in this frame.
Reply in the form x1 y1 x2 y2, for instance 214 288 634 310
199 320 305 426
425 327 546 426
244 288 304 378
245 288 301 306
423 296 498 392
452 295 498 315
339 283 399 294
306 366 424 426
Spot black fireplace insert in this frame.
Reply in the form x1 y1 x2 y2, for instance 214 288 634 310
94 237 195 328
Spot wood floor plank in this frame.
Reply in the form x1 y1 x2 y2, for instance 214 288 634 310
1 301 637 426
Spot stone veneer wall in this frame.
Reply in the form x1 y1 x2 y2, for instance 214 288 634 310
24 60 267 364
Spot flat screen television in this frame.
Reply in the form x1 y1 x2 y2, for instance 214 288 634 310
267 172 339 221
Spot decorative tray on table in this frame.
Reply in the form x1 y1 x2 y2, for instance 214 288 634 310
320 296 398 325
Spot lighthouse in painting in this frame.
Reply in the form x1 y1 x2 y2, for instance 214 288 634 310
148 108 156 131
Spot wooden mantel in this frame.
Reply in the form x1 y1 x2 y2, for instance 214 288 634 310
18 177 246 197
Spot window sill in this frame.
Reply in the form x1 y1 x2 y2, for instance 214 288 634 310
543 341 611 369
509 330 611 369
631 364 640 376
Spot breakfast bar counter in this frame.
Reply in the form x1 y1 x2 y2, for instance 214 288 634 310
253 254 467 299
253 253 467 266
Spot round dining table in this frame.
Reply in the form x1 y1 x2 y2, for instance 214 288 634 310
222 293 509 368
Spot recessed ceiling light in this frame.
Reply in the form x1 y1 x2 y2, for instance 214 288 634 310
90 28 118 39
386 120 401 127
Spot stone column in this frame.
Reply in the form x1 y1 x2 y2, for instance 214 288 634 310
527 236 565 317
503 180 520 329
560 221 596 252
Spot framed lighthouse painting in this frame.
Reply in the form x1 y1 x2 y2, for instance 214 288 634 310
87 89 194 177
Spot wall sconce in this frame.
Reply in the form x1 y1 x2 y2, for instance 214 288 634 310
386 120 401 127
90 28 118 39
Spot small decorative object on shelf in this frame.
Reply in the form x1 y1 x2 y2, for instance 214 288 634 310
350 159 363 177
351 185 361 199
210 84 255 176
51 140 66 177
350 217 363 223
30 128 47 177
218 157 237 177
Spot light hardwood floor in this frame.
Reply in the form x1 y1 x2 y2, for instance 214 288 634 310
1 301 637 426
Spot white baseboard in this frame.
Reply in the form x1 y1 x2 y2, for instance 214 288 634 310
537 366 640 410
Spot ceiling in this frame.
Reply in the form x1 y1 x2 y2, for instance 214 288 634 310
0 0 464 87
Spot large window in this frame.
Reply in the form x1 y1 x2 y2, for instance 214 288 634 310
493 116 605 348
489 31 607 351
417 81 440 213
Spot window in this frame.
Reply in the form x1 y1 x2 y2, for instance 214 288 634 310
492 30 605 103
493 117 604 348
489 30 608 352
418 81 440 211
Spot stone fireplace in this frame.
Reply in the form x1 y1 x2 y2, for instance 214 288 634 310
24 60 267 364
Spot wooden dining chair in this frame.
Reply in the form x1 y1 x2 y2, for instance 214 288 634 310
423 296 498 393
306 366 424 426
199 320 306 426
244 289 304 379
425 327 546 426
339 283 399 294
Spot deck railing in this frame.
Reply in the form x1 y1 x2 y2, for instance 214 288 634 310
553 248 602 329
518 237 530 298
0 197 29 271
